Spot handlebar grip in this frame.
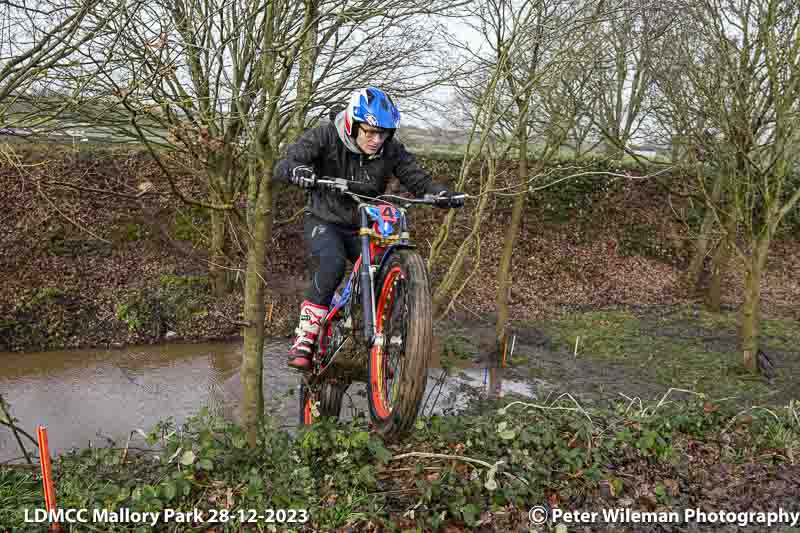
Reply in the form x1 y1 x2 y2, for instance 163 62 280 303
316 177 374 197
346 180 376 196
449 193 466 206
430 192 466 208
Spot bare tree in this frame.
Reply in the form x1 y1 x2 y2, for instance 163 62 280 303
657 0 800 373
649 13 729 301
582 0 672 159
430 0 601 371
0 0 121 127
555 67 603 158
67 0 460 443
66 0 459 296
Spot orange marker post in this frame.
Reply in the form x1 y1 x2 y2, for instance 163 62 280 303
37 426 61 532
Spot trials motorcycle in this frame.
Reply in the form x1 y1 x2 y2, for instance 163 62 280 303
297 177 464 440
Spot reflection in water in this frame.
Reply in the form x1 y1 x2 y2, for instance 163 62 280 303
0 341 536 463
0 341 298 463
206 345 241 419
428 367 539 413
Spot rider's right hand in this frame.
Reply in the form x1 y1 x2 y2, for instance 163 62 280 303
290 166 316 189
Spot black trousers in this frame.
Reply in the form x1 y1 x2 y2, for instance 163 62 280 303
304 214 361 307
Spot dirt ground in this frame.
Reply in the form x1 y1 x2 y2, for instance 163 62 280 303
434 302 799 411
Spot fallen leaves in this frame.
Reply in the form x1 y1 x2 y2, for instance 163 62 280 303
3 149 800 355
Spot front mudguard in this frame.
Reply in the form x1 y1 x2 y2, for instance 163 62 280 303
375 243 417 277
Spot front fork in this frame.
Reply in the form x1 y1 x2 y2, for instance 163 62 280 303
358 207 408 348
359 209 377 345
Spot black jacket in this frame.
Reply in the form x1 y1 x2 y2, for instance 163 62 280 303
273 120 446 228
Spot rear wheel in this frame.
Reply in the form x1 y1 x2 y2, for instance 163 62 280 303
367 249 432 440
298 382 347 425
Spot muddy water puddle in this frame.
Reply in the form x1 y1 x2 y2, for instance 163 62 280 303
1 341 535 462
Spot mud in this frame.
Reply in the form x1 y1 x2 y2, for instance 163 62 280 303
436 303 799 410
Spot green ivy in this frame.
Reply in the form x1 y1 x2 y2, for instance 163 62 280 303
1 395 796 531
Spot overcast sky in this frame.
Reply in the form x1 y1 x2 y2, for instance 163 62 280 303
396 15 485 129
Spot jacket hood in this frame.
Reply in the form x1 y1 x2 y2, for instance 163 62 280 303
334 111 363 154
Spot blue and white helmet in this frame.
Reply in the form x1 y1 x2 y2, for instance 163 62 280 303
343 87 401 138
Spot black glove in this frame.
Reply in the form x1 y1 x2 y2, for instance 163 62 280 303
434 190 466 208
290 166 316 189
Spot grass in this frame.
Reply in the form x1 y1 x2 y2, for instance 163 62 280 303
0 468 42 527
438 334 478 369
669 305 800 353
534 305 799 401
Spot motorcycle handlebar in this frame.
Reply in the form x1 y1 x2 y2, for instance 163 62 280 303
314 177 465 208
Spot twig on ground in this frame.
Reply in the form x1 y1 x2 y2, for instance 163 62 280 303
501 392 594 425
642 388 705 417
722 406 781 434
382 466 443 473
390 452 528 486
227 215 246 255
368 488 420 496
618 392 644 416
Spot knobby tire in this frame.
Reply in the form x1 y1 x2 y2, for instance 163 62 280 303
367 249 432 441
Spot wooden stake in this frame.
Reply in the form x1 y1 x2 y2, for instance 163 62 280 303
268 302 274 322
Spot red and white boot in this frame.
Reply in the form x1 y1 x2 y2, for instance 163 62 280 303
287 300 327 371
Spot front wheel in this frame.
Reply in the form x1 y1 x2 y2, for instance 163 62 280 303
368 249 432 441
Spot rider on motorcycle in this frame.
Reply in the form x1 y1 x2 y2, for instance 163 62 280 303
273 86 465 370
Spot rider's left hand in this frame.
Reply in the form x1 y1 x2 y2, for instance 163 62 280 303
435 190 466 209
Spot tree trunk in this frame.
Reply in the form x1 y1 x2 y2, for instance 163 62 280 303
705 210 735 312
241 162 274 447
488 366 502 399
495 128 528 373
606 142 624 161
209 210 230 296
740 259 761 373
739 237 769 373
684 171 726 295
705 238 724 312
671 134 685 163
